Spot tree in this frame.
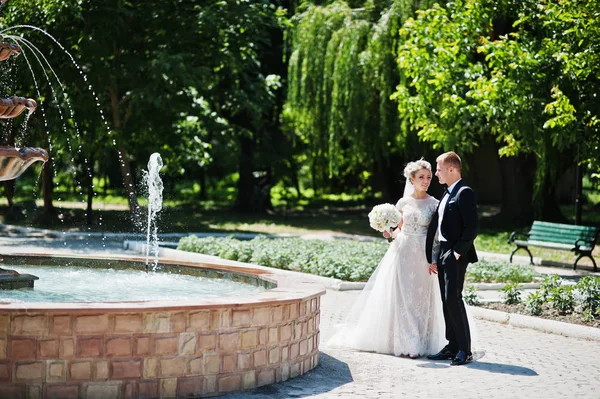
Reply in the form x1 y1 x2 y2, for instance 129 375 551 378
194 0 289 212
2 0 212 224
1 0 287 219
393 0 599 222
472 0 600 220
393 1 538 223
285 0 436 199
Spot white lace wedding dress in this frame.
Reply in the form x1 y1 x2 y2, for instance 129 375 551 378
328 195 446 356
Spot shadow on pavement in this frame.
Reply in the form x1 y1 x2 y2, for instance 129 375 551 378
418 352 538 377
464 361 538 376
224 352 353 398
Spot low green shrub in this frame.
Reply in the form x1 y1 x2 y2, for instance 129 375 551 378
178 236 539 283
178 235 386 281
574 276 600 318
549 285 575 314
500 282 522 305
466 261 536 283
524 291 544 316
539 274 562 300
518 275 600 321
464 286 480 306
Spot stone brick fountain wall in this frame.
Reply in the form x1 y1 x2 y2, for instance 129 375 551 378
0 255 324 399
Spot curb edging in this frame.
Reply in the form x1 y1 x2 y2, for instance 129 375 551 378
470 306 600 342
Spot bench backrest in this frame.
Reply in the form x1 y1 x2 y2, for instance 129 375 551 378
529 221 599 245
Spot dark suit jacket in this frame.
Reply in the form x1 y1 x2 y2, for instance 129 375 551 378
426 179 479 264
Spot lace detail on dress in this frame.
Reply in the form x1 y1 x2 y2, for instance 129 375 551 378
396 196 438 235
327 194 445 357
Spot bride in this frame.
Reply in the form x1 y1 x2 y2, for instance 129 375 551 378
328 159 445 358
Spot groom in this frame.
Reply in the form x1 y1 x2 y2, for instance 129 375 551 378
426 151 478 366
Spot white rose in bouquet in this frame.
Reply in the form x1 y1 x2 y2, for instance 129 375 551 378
368 203 402 238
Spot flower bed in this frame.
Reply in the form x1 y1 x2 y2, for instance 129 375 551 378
471 275 600 328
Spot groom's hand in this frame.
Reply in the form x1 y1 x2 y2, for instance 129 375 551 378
429 263 438 275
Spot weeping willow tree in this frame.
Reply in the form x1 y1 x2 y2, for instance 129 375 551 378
285 0 435 195
286 2 350 190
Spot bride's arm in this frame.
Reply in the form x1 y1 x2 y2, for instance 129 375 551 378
429 198 441 260
431 227 440 261
391 212 403 238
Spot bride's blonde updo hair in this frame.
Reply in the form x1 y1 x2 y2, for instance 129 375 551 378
403 158 432 180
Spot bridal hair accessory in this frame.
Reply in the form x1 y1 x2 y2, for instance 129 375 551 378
368 203 402 242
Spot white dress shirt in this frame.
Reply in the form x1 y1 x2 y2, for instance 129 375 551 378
437 178 461 243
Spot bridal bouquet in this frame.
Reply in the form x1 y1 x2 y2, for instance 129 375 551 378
368 203 402 241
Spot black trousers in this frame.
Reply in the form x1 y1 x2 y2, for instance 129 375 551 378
437 242 471 353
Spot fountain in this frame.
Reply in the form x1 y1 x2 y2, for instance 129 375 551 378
143 152 164 272
0 5 324 398
0 34 48 290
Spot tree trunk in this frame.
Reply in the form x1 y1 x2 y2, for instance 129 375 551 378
199 168 207 200
533 144 569 223
292 167 302 198
497 154 535 226
465 138 535 227
42 160 56 215
235 134 255 212
537 170 567 223
109 83 141 224
3 181 14 208
118 145 141 224
371 155 405 204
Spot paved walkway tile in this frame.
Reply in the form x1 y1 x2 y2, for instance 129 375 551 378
227 289 600 398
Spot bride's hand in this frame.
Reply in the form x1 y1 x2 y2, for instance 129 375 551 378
383 230 391 239
428 263 438 275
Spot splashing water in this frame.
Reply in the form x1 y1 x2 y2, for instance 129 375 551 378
144 153 164 272
1 26 132 247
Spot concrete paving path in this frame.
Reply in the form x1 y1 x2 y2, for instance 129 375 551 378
1 229 599 398
224 287 600 399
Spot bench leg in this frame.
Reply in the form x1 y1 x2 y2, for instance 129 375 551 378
510 246 533 265
574 254 598 272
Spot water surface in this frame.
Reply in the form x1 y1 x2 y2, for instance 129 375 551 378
1 265 265 303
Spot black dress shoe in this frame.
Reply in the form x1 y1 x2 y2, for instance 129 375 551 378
427 346 456 360
450 350 473 366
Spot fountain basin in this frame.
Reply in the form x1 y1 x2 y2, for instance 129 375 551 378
0 252 324 398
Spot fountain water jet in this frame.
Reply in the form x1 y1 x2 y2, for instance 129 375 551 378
143 152 164 272
0 29 48 289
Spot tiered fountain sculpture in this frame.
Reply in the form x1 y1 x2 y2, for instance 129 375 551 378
0 37 48 289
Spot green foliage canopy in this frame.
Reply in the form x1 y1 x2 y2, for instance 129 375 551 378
285 0 435 190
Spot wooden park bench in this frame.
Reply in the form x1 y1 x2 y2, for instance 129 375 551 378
508 221 599 271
